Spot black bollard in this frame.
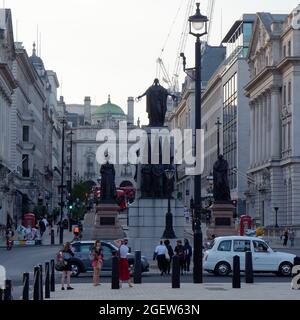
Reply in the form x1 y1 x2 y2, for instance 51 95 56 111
232 255 241 289
39 264 43 300
33 266 40 300
245 251 254 284
111 256 120 289
133 251 142 284
0 289 3 300
50 259 55 292
4 280 12 300
172 255 180 288
45 262 50 299
22 273 29 300
51 229 55 245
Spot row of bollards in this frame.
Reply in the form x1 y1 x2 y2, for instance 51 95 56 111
24 259 55 300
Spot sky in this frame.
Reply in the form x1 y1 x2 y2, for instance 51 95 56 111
3 0 300 124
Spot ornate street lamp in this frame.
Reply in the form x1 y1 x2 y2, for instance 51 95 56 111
162 167 176 239
188 2 208 284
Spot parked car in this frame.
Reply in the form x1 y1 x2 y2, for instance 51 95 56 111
203 236 296 276
56 240 149 277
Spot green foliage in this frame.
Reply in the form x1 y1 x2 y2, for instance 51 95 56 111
71 180 92 202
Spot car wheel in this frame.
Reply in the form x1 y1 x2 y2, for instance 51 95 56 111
214 262 231 276
70 262 81 277
278 262 292 277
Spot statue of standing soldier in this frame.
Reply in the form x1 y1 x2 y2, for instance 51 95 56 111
100 160 117 202
213 155 231 202
137 78 176 127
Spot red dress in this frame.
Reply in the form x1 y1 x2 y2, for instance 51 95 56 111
119 258 130 281
119 244 130 281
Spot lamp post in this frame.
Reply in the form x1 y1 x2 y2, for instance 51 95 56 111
59 118 66 245
215 117 222 157
188 2 208 284
274 207 279 228
162 167 176 239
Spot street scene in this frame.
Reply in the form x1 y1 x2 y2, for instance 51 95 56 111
1 0 300 304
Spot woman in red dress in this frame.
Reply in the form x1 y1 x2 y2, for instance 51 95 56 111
117 239 133 287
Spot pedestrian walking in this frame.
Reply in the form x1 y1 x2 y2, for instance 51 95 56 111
118 238 133 288
56 221 61 236
90 240 104 286
283 228 289 246
289 229 295 247
39 219 46 237
184 206 190 223
60 242 74 290
153 241 168 276
164 239 174 275
174 240 185 275
183 239 192 273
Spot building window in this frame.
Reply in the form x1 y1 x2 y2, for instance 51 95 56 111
283 85 287 106
22 154 30 177
283 45 286 57
288 40 291 56
287 122 291 149
288 81 292 105
223 73 237 190
22 126 29 142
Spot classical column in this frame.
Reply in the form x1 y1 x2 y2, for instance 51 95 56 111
261 94 266 162
250 101 255 166
266 90 271 161
270 86 281 159
258 97 263 165
255 100 259 165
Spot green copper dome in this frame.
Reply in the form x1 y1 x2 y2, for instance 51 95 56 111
92 95 125 116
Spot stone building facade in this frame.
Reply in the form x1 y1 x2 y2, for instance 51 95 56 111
245 8 300 229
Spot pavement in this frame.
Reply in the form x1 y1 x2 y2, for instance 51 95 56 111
0 228 74 248
44 282 300 300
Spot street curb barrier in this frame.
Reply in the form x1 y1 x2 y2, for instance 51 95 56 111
245 251 254 284
232 255 241 289
22 273 29 300
33 266 40 300
50 259 55 292
45 262 50 299
172 255 180 288
133 251 142 284
39 264 43 300
111 256 120 289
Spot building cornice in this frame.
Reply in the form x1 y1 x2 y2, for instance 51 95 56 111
276 56 300 71
244 66 277 97
0 63 17 91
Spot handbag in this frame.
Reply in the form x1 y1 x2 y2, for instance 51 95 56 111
55 261 64 271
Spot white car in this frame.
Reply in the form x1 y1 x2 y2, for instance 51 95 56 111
203 236 296 276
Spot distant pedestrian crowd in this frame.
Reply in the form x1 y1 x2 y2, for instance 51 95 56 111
280 228 295 247
153 239 193 276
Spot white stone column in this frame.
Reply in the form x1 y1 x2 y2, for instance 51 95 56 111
250 102 255 166
255 101 259 165
258 97 262 164
262 94 266 162
266 91 271 161
271 87 281 159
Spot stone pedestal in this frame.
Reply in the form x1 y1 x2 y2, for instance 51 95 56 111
82 203 125 240
206 202 236 239
128 198 184 259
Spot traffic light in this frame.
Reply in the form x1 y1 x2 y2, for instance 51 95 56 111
69 204 73 210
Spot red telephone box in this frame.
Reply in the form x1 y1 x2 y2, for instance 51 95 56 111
240 215 252 236
23 213 36 228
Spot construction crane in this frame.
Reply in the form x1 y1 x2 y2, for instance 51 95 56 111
156 0 215 94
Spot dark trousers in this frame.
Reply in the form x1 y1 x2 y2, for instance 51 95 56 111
166 257 172 274
179 259 185 275
157 255 167 273
184 256 191 272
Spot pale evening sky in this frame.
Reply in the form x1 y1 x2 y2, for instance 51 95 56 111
3 0 300 124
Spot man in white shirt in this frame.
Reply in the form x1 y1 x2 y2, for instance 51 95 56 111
184 206 190 223
154 241 167 276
